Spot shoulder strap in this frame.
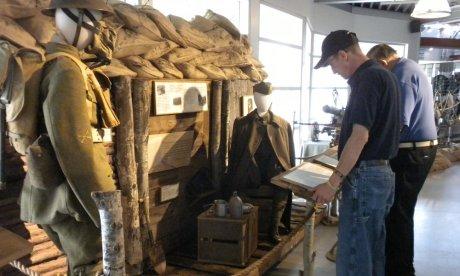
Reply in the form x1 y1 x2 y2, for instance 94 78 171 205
45 52 89 91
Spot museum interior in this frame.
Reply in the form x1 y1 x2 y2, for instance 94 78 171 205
0 0 459 275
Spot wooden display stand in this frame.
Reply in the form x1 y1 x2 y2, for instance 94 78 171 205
198 206 258 267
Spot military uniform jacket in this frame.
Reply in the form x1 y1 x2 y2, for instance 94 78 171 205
227 110 296 190
20 43 116 228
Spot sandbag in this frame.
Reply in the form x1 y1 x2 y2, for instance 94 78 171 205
142 40 178 60
211 51 250 67
169 15 214 50
165 47 202 64
190 15 218 33
98 58 137 78
139 6 187 47
197 64 226 80
206 27 235 49
0 16 42 53
249 55 264 68
102 14 125 30
241 65 263 82
163 72 179 79
176 62 208 79
204 9 241 39
222 67 249 80
188 51 220 66
258 67 268 81
113 3 162 41
121 56 164 79
17 12 56 46
151 58 183 79
114 28 163 58
0 0 50 20
430 152 452 173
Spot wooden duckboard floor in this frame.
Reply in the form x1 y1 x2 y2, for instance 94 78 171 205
167 204 315 275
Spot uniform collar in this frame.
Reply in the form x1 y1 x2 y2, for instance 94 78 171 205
347 59 378 87
249 110 281 128
45 42 81 60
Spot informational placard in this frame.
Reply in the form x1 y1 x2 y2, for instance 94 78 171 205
154 81 208 115
313 155 338 169
241 95 256 116
147 131 194 173
280 162 333 190
160 183 180 202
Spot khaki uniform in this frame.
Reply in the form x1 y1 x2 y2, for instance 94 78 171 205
20 43 116 275
227 110 295 236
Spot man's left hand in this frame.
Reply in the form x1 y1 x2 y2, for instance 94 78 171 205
312 182 336 204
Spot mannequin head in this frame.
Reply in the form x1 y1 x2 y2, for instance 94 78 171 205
253 82 273 117
55 8 102 50
254 92 272 117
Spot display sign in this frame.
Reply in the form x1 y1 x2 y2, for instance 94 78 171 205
154 81 208 115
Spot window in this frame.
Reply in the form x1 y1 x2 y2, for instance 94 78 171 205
259 4 304 124
152 0 249 34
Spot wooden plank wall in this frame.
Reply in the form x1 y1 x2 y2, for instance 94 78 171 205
146 81 212 254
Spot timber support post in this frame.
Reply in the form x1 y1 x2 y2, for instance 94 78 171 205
92 190 126 276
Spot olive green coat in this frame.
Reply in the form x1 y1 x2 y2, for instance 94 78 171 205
20 43 116 228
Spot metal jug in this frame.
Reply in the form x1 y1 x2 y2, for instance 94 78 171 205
228 191 243 219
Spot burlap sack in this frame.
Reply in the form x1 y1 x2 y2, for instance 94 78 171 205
142 40 178 60
17 12 56 46
176 62 208 79
103 14 125 30
169 15 214 50
258 68 268 81
249 56 264 68
151 58 183 79
206 43 251 56
114 28 163 58
98 58 137 78
121 56 164 79
139 6 187 47
0 0 50 20
204 9 241 39
113 3 162 41
0 16 42 54
222 67 249 80
212 51 250 67
430 151 452 173
197 64 226 80
241 65 263 82
188 51 221 66
206 27 235 49
165 47 202 64
190 15 218 33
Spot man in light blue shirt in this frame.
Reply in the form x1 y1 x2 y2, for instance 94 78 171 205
368 44 438 276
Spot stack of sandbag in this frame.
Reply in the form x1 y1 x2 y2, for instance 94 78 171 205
439 144 460 163
430 151 452 173
111 3 267 81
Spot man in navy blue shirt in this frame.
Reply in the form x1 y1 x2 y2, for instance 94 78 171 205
368 44 438 276
313 31 400 276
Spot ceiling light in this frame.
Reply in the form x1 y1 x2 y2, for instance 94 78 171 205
411 0 452 19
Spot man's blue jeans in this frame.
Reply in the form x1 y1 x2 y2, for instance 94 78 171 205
337 161 395 276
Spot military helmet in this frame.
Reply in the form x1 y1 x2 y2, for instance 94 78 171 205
42 0 114 17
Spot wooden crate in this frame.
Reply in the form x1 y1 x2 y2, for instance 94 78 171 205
198 206 258 267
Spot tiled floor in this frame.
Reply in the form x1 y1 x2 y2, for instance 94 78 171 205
267 163 460 276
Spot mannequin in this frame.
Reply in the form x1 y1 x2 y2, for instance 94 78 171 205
227 82 294 243
55 8 102 50
19 1 118 275
254 91 272 117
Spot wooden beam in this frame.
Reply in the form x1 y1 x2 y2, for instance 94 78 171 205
420 37 460 49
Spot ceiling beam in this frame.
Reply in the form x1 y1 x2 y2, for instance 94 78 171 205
420 37 460 49
314 0 417 4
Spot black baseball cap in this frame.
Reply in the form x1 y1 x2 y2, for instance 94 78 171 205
253 82 272 95
314 30 359 69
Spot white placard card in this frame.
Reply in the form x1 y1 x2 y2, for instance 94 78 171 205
154 81 208 115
